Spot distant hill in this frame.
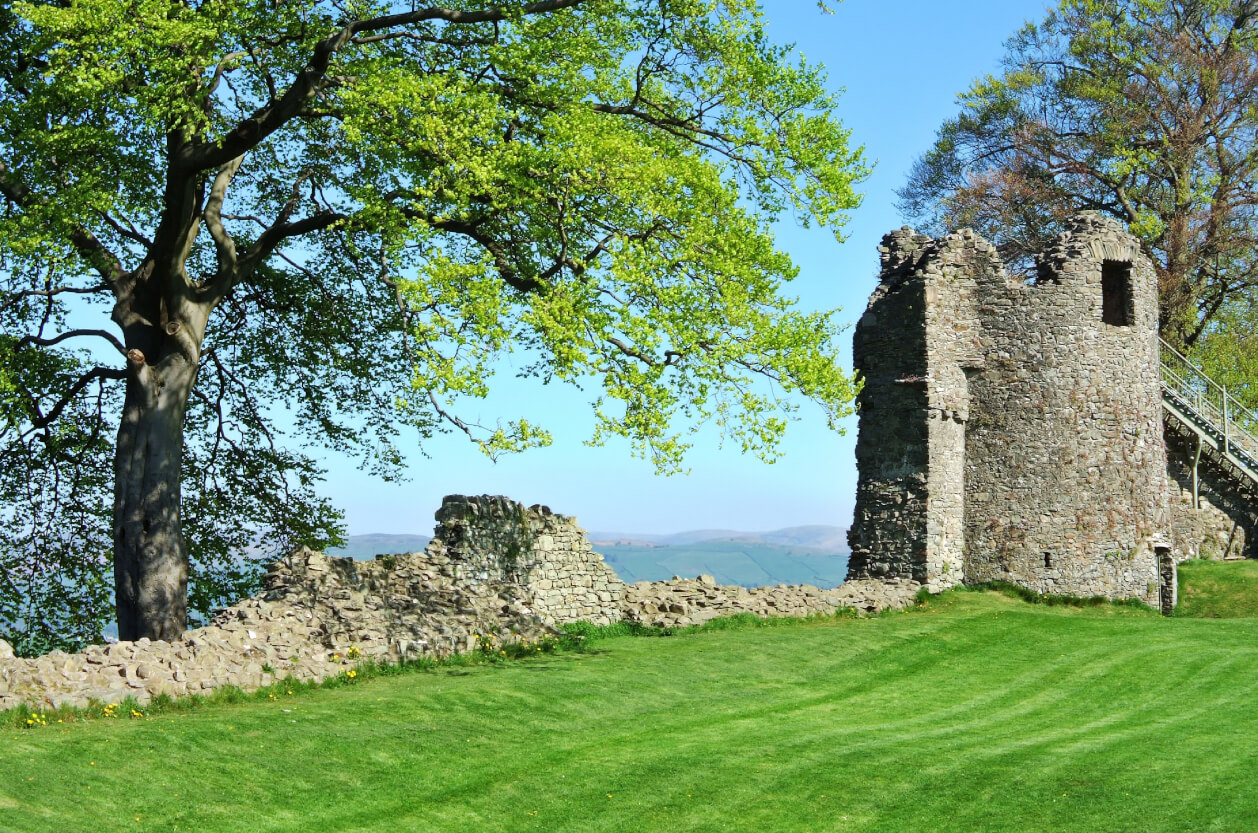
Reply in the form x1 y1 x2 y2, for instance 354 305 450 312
331 525 850 589
329 533 431 560
589 524 847 551
595 540 848 588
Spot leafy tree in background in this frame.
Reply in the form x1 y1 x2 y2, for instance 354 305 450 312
0 0 865 648
899 0 1258 364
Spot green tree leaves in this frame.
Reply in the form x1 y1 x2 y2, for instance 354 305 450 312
1 0 865 645
899 0 1258 351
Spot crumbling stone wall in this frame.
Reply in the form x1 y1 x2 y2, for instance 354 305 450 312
432 495 626 625
1 495 896 710
845 229 933 585
622 576 919 629
0 541 558 711
849 214 1170 604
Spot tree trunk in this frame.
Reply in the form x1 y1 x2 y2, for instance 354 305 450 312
113 350 199 641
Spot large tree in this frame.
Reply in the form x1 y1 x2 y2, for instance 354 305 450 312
898 0 1258 352
0 0 865 646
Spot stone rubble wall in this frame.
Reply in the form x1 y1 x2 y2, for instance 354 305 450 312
621 577 921 629
0 495 881 711
432 495 626 625
0 544 557 711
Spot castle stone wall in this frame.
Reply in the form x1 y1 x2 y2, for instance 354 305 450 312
1 495 891 711
845 229 933 584
431 495 626 625
849 215 1170 604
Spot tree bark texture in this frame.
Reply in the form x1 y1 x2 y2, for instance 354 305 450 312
113 349 199 641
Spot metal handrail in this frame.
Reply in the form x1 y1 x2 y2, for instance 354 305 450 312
1159 337 1258 470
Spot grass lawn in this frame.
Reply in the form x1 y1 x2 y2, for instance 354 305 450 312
3 588 1258 832
1176 558 1258 618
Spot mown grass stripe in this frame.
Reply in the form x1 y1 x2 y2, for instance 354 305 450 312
4 589 1258 831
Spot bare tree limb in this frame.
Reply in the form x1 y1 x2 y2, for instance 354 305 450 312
0 283 112 315
17 328 128 356
95 210 154 249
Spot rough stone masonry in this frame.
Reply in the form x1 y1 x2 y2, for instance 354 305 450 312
0 495 903 710
846 213 1177 606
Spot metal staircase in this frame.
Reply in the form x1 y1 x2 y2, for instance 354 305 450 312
1160 337 1258 492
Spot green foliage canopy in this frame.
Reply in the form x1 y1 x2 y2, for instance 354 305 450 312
899 0 1258 357
0 0 866 650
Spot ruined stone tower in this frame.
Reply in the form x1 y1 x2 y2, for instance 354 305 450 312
846 214 1171 605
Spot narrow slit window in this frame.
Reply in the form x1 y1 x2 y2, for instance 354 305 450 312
1043 552 1052 569
1101 260 1134 326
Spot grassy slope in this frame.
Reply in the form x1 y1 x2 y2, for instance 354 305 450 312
4 591 1258 832
1176 558 1258 618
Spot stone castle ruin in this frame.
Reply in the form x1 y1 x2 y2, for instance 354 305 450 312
6 214 1258 710
846 213 1258 609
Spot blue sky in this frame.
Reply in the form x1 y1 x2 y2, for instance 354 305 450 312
323 0 1053 537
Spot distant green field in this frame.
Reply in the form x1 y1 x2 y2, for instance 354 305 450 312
597 540 849 587
5 588 1258 832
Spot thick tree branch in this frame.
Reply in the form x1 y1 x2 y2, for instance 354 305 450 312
26 366 126 433
17 328 128 356
0 160 127 285
151 130 206 285
203 156 244 279
182 0 587 172
237 210 346 279
605 336 660 366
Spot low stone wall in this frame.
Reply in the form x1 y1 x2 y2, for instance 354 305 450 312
0 545 556 710
0 494 885 711
622 576 920 629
